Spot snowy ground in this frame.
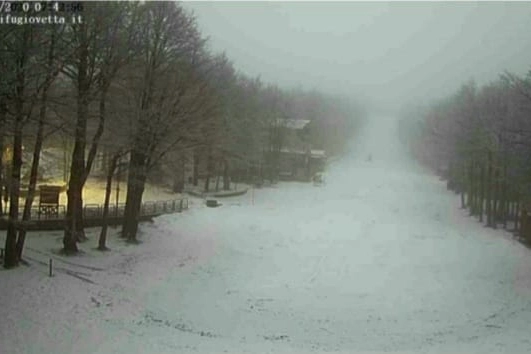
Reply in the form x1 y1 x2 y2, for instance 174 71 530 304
2 115 531 353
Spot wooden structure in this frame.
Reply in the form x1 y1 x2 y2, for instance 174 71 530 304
276 148 327 182
38 185 62 218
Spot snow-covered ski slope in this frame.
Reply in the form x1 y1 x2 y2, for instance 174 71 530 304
2 115 531 353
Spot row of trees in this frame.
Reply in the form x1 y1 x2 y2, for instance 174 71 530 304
2 2 363 268
399 70 531 238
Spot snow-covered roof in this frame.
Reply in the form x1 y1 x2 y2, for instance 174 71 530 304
280 147 308 154
310 150 326 158
279 147 326 159
275 119 311 130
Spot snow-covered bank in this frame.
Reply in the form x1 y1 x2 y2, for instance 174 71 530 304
2 115 531 353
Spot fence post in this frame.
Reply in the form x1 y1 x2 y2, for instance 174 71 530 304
49 259 53 277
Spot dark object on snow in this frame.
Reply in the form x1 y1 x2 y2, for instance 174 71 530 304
206 198 221 207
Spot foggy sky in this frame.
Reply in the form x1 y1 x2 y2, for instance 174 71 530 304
183 1 531 111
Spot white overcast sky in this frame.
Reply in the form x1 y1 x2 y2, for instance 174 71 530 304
182 1 531 110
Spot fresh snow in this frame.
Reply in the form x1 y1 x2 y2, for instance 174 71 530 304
2 115 531 353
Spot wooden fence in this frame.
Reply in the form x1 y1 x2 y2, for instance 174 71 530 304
0 198 189 230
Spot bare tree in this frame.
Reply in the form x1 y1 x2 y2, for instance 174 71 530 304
121 2 212 242
61 2 137 253
16 25 65 261
2 25 33 268
405 71 531 240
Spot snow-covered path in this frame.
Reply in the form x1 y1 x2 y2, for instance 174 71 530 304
3 115 531 353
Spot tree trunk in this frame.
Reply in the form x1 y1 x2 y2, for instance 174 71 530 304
0 100 5 216
193 149 199 186
16 95 46 260
4 115 23 268
98 153 119 251
501 160 508 229
223 159 230 191
73 85 110 245
459 161 466 208
515 200 520 233
521 206 528 239
64 129 86 251
16 28 57 259
63 25 91 253
122 149 146 243
469 160 479 217
181 155 186 190
172 171 184 193
215 161 221 192
204 175 210 193
492 165 500 230
124 177 145 243
64 184 81 253
468 160 474 216
486 151 493 227
479 161 485 223
4 28 29 268
464 162 470 210
204 149 212 193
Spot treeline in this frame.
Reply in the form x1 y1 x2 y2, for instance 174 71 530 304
1 2 363 268
398 70 531 239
